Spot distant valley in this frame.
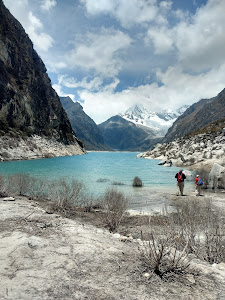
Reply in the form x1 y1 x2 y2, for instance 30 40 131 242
60 101 189 152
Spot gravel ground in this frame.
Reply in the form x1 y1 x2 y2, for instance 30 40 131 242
0 194 225 300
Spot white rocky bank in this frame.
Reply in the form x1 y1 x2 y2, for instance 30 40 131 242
138 131 225 171
0 135 85 161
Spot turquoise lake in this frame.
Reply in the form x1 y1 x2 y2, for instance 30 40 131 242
0 152 195 213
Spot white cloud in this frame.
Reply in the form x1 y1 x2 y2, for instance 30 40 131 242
144 0 225 72
80 0 116 15
26 12 54 51
81 0 159 27
160 1 172 10
66 28 132 76
145 26 174 54
174 0 225 71
3 0 29 20
41 0 57 11
52 83 75 101
57 75 104 91
77 62 225 124
3 0 54 52
46 60 67 72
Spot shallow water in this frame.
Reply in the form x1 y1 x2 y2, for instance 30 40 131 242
0 152 195 212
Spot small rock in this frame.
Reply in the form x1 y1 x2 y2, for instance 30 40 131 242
113 233 121 239
186 274 196 284
2 197 15 201
119 235 130 242
143 273 150 278
217 262 225 270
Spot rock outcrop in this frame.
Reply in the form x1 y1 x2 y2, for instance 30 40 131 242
139 119 225 170
60 97 111 151
163 89 225 143
0 0 85 160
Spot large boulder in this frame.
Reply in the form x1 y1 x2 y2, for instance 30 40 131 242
209 163 225 180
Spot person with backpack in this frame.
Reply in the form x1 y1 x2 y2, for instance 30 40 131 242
175 169 186 196
195 175 203 196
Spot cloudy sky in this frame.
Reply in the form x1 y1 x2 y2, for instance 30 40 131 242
3 0 225 123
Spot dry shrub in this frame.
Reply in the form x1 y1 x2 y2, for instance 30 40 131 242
47 178 85 208
6 173 32 196
171 198 225 264
0 174 8 197
139 198 225 280
102 187 128 232
140 231 190 279
29 177 47 200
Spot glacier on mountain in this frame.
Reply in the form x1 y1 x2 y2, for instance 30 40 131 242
120 104 189 137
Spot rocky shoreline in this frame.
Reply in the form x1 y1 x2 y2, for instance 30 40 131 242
138 130 225 190
0 134 86 161
138 130 225 170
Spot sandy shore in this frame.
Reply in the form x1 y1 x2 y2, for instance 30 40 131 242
0 193 225 300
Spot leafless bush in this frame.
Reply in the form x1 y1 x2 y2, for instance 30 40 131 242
171 198 225 263
0 174 8 197
6 173 32 196
140 231 190 279
101 188 128 232
217 173 225 189
28 177 47 200
47 178 85 208
132 176 143 187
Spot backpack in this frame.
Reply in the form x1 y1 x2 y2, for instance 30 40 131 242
198 178 203 186
177 172 183 183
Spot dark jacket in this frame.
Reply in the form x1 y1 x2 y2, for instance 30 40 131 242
175 172 186 182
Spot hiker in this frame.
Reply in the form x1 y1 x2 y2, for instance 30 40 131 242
175 169 186 196
195 175 203 196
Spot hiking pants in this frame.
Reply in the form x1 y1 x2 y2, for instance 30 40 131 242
177 182 184 196
196 185 201 196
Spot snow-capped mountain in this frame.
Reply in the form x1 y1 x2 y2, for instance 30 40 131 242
120 104 189 137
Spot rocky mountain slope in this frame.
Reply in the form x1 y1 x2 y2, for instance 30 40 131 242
0 0 85 160
120 105 189 138
98 115 159 151
60 97 110 151
139 118 225 170
163 89 225 143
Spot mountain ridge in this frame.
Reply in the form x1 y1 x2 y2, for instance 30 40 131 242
163 89 225 143
98 115 161 151
120 104 189 137
60 97 111 151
